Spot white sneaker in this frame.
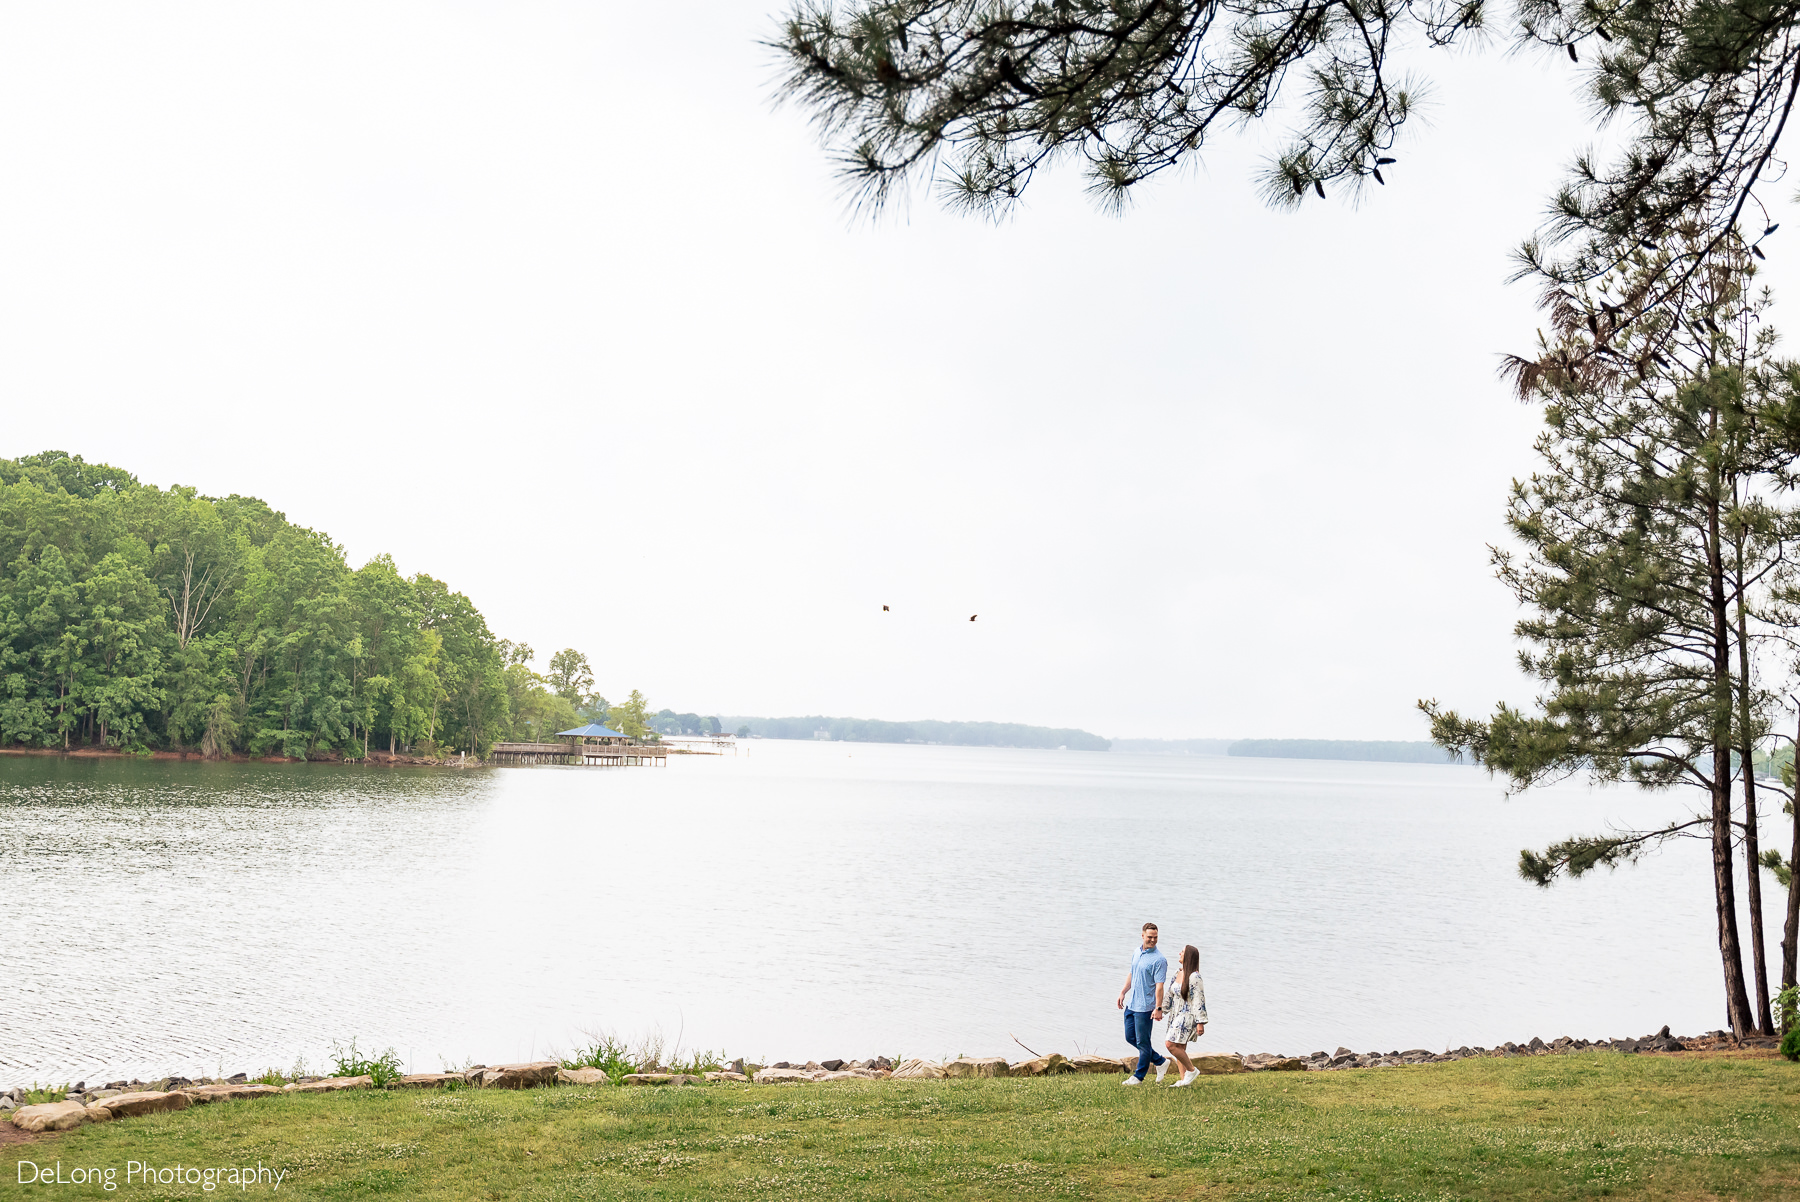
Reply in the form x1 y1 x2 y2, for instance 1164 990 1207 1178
1154 1063 1170 1082
1171 1070 1198 1088
1120 1074 1141 1085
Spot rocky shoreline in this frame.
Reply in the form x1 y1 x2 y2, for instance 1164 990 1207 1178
5 1024 1777 1134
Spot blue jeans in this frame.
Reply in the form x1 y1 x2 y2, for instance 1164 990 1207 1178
1124 1009 1165 1079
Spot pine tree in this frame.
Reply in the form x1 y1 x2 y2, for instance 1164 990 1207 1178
1422 235 1800 1036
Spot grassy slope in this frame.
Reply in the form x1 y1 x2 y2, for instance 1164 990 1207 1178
5 1054 1797 1200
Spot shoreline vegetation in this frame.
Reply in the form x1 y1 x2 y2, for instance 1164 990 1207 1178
0 451 674 764
0 744 483 767
6 1042 1794 1200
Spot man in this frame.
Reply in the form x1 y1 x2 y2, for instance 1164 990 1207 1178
1115 921 1169 1084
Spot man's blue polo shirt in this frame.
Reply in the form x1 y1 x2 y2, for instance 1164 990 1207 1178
1127 944 1168 1012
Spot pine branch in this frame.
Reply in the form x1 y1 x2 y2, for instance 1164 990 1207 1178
1519 815 1713 886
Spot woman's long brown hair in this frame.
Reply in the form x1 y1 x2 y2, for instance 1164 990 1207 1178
1179 944 1199 999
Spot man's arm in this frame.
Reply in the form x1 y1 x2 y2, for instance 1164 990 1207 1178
1117 973 1132 1009
1153 981 1165 1017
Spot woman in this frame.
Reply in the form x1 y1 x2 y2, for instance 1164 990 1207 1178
1162 943 1207 1087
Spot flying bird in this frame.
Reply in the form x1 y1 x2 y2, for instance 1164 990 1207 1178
969 614 978 622
883 605 889 611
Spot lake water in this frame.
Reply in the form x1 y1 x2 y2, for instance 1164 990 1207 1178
0 742 1770 1085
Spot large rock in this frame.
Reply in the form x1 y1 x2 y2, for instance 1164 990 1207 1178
623 1073 702 1086
1008 1055 1073 1077
399 1073 466 1089
889 1059 947 1080
1252 1058 1305 1072
555 1068 610 1086
703 1071 750 1083
284 1075 373 1093
93 1090 192 1118
1069 1055 1130 1074
751 1068 815 1084
11 1101 91 1132
943 1057 1009 1079
475 1062 560 1089
181 1084 283 1105
1190 1055 1246 1075
83 1104 114 1122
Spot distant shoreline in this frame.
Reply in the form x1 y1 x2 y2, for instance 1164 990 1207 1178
725 715 1110 751
1112 738 1452 765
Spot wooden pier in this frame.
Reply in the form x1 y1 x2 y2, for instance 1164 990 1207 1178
489 741 668 767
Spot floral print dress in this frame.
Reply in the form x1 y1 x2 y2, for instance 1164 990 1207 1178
1164 972 1207 1044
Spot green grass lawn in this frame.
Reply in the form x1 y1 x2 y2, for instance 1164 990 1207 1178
5 1053 1797 1200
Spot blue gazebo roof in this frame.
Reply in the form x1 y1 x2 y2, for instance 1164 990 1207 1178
557 723 626 738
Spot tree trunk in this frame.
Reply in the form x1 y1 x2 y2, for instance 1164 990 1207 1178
1710 495 1756 1035
1786 708 1800 993
1742 757 1773 1033
1735 551 1774 1033
1714 753 1756 1033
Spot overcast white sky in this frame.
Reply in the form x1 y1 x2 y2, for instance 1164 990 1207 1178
6 4 1796 740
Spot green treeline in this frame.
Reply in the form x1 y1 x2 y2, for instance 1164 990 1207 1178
725 715 1111 751
1227 739 1452 764
0 451 594 759
649 709 722 737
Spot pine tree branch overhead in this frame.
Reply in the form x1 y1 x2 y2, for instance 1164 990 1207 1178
774 0 1800 326
769 0 1466 216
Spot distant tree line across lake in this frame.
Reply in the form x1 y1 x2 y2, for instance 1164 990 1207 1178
1112 738 1453 763
1228 739 1452 764
725 715 1112 751
0 451 656 759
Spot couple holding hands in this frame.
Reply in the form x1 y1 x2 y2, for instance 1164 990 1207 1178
1115 921 1207 1087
